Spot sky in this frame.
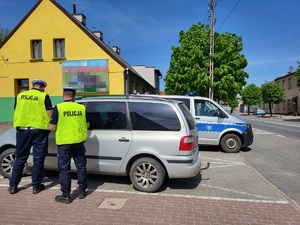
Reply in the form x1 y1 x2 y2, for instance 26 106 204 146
1 0 300 91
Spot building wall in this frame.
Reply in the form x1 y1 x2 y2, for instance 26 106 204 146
132 65 161 93
133 66 155 87
275 73 300 115
0 0 126 122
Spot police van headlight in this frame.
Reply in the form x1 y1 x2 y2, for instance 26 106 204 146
237 123 252 130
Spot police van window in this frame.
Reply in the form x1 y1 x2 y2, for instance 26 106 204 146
129 102 180 131
194 100 219 117
86 102 126 130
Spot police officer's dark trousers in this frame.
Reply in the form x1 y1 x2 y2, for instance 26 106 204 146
57 142 87 198
9 128 49 188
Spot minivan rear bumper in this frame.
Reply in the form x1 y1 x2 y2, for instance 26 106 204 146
166 152 201 179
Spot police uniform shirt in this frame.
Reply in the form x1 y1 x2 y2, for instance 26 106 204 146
50 100 89 125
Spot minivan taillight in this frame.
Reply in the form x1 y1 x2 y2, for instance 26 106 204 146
179 135 196 151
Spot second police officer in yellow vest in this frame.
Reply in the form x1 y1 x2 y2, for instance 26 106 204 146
49 86 89 204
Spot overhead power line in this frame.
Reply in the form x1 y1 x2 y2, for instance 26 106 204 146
216 0 241 32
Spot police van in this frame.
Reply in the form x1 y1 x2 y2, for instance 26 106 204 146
136 94 253 153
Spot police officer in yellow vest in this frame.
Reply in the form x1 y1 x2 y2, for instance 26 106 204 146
8 79 53 195
49 87 89 204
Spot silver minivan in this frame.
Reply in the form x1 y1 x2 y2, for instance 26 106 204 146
136 94 253 153
0 96 201 192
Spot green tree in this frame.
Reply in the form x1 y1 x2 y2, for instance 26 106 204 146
240 84 262 115
261 81 284 116
0 25 11 43
228 97 239 113
294 61 300 89
164 22 249 102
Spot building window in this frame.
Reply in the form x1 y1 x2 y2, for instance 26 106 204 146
282 80 285 90
15 79 29 95
283 100 285 110
31 40 42 59
288 78 292 89
54 39 65 58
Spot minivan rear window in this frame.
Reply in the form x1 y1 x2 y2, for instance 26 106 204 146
167 98 190 110
129 102 181 131
178 103 196 129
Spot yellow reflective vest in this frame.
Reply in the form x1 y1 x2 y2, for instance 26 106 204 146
14 89 49 129
55 101 87 145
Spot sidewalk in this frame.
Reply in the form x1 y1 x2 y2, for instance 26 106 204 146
0 123 300 224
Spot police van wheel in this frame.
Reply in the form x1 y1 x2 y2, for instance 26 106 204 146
0 148 28 178
129 157 166 193
220 134 241 153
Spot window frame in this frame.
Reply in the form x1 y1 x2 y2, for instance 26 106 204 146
31 39 42 60
53 38 66 59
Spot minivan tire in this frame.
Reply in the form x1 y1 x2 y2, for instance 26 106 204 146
0 148 16 178
129 157 166 193
220 134 241 153
0 148 28 178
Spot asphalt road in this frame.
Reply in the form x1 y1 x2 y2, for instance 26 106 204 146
244 114 300 140
238 115 300 206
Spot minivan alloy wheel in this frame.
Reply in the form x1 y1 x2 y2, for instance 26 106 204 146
0 148 15 178
129 157 166 193
0 148 29 178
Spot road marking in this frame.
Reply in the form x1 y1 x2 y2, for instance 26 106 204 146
200 184 281 200
246 118 300 128
252 128 274 134
0 178 289 204
202 157 245 168
0 183 288 204
277 135 286 138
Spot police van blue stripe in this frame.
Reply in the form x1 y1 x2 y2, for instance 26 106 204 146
197 122 246 133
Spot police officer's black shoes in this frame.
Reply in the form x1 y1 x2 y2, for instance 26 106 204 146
33 184 45 194
79 190 87 199
8 186 18 194
55 195 72 204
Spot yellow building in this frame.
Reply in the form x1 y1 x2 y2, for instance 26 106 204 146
0 0 157 122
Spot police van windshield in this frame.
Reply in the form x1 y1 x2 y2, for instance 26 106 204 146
195 100 219 117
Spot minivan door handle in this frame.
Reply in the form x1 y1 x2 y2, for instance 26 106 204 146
118 137 130 142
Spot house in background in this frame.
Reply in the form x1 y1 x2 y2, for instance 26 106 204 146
0 0 159 122
132 65 162 94
274 71 300 115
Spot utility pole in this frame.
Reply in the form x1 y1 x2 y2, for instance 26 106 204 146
209 0 216 100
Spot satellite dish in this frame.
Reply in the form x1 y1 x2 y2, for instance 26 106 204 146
289 66 293 72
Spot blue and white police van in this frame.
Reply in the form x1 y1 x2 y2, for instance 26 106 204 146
137 94 253 153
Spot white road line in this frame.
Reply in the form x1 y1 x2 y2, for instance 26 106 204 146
276 135 286 138
202 157 245 168
0 183 288 204
247 118 300 128
252 128 274 134
201 184 274 199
